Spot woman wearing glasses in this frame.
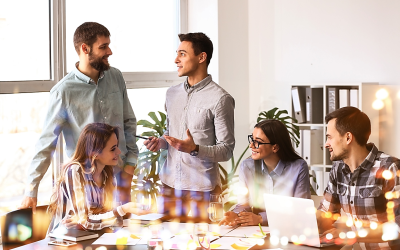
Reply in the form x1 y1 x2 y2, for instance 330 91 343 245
219 119 310 226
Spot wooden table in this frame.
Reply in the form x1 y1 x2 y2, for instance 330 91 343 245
5 233 343 250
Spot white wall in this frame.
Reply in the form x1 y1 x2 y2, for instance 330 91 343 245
248 0 400 156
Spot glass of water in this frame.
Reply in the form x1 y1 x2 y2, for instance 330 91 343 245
208 194 223 222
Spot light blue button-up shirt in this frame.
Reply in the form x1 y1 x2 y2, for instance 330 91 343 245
26 64 138 197
233 157 311 225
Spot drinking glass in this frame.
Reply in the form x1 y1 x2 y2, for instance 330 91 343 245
208 194 223 222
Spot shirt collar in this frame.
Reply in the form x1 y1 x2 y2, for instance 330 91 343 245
73 62 105 84
83 168 108 186
184 75 212 93
340 143 378 174
262 160 285 176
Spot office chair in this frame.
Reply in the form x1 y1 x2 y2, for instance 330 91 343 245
0 205 51 247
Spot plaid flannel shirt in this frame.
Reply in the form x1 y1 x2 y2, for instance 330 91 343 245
318 143 400 250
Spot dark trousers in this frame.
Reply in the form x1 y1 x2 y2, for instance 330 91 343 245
159 183 221 220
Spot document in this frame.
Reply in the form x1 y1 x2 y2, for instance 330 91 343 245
328 87 339 114
291 87 307 123
210 237 259 250
168 233 219 249
92 233 140 245
350 89 359 108
339 89 350 108
223 226 269 238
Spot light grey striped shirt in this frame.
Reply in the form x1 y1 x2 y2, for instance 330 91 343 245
160 75 235 191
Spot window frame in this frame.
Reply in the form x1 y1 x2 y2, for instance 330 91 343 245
0 0 188 93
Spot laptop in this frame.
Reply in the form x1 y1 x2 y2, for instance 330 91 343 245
263 194 333 247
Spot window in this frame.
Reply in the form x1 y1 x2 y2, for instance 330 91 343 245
0 1 51 81
0 92 52 213
66 0 180 73
0 0 186 213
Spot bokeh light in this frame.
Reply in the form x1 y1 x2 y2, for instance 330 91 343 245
355 220 363 228
385 192 394 199
358 229 368 237
270 235 279 246
347 232 356 239
370 222 378 230
382 170 393 180
257 239 264 245
326 233 333 240
372 99 384 110
299 235 306 242
339 232 346 239
280 236 288 245
346 218 353 227
376 89 389 100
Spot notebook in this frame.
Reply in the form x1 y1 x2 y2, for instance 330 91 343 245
49 228 99 242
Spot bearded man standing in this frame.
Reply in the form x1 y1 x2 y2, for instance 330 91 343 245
19 22 138 212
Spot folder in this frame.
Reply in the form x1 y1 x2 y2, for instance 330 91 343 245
310 169 317 193
350 89 359 108
306 87 323 124
339 89 350 108
302 129 323 166
315 170 324 196
327 87 339 114
295 130 303 157
292 86 307 123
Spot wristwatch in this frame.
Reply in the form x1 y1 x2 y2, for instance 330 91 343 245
190 145 200 156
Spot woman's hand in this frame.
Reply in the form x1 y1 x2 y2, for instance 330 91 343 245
218 211 239 226
234 211 262 226
61 215 79 229
121 202 153 215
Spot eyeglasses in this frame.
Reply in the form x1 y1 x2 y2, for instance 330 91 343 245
248 135 274 149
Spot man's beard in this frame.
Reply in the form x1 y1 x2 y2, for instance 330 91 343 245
330 147 349 161
89 52 110 72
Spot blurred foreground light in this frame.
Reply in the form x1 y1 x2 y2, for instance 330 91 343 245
355 220 363 228
257 239 264 245
346 218 353 227
188 241 197 250
270 235 279 246
347 232 356 239
382 170 393 180
370 222 378 230
234 185 248 196
280 236 289 245
95 247 107 250
372 99 384 110
339 232 346 239
382 222 399 241
358 229 368 238
325 212 332 218
299 235 306 242
333 214 340 220
376 89 389 100
397 91 400 99
326 233 333 240
291 235 298 243
387 201 395 209
385 192 394 199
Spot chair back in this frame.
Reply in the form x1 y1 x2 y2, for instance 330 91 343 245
0 205 51 246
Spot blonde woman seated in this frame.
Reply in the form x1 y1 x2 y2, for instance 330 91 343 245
48 123 148 231
219 120 311 227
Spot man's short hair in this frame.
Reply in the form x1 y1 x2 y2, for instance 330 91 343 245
73 22 110 54
178 32 213 65
325 106 371 146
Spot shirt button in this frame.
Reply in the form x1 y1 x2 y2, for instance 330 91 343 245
350 201 353 204
100 100 103 103
104 117 107 119
352 183 355 186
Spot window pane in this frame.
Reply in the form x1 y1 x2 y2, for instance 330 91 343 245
0 1 50 81
127 87 167 150
66 0 179 73
0 92 51 213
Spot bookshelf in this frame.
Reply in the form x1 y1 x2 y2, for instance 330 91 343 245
291 83 381 195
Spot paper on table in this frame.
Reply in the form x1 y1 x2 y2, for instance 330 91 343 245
209 224 237 236
92 233 140 245
162 222 196 235
211 237 259 250
224 226 269 238
168 233 219 249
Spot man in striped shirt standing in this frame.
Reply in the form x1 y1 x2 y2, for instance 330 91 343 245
318 106 400 250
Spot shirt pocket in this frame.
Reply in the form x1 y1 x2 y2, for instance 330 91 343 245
108 91 123 116
359 186 383 198
188 106 211 130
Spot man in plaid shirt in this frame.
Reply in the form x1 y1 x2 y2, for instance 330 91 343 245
317 107 400 250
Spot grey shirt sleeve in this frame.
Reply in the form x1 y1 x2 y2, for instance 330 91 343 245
197 94 235 162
